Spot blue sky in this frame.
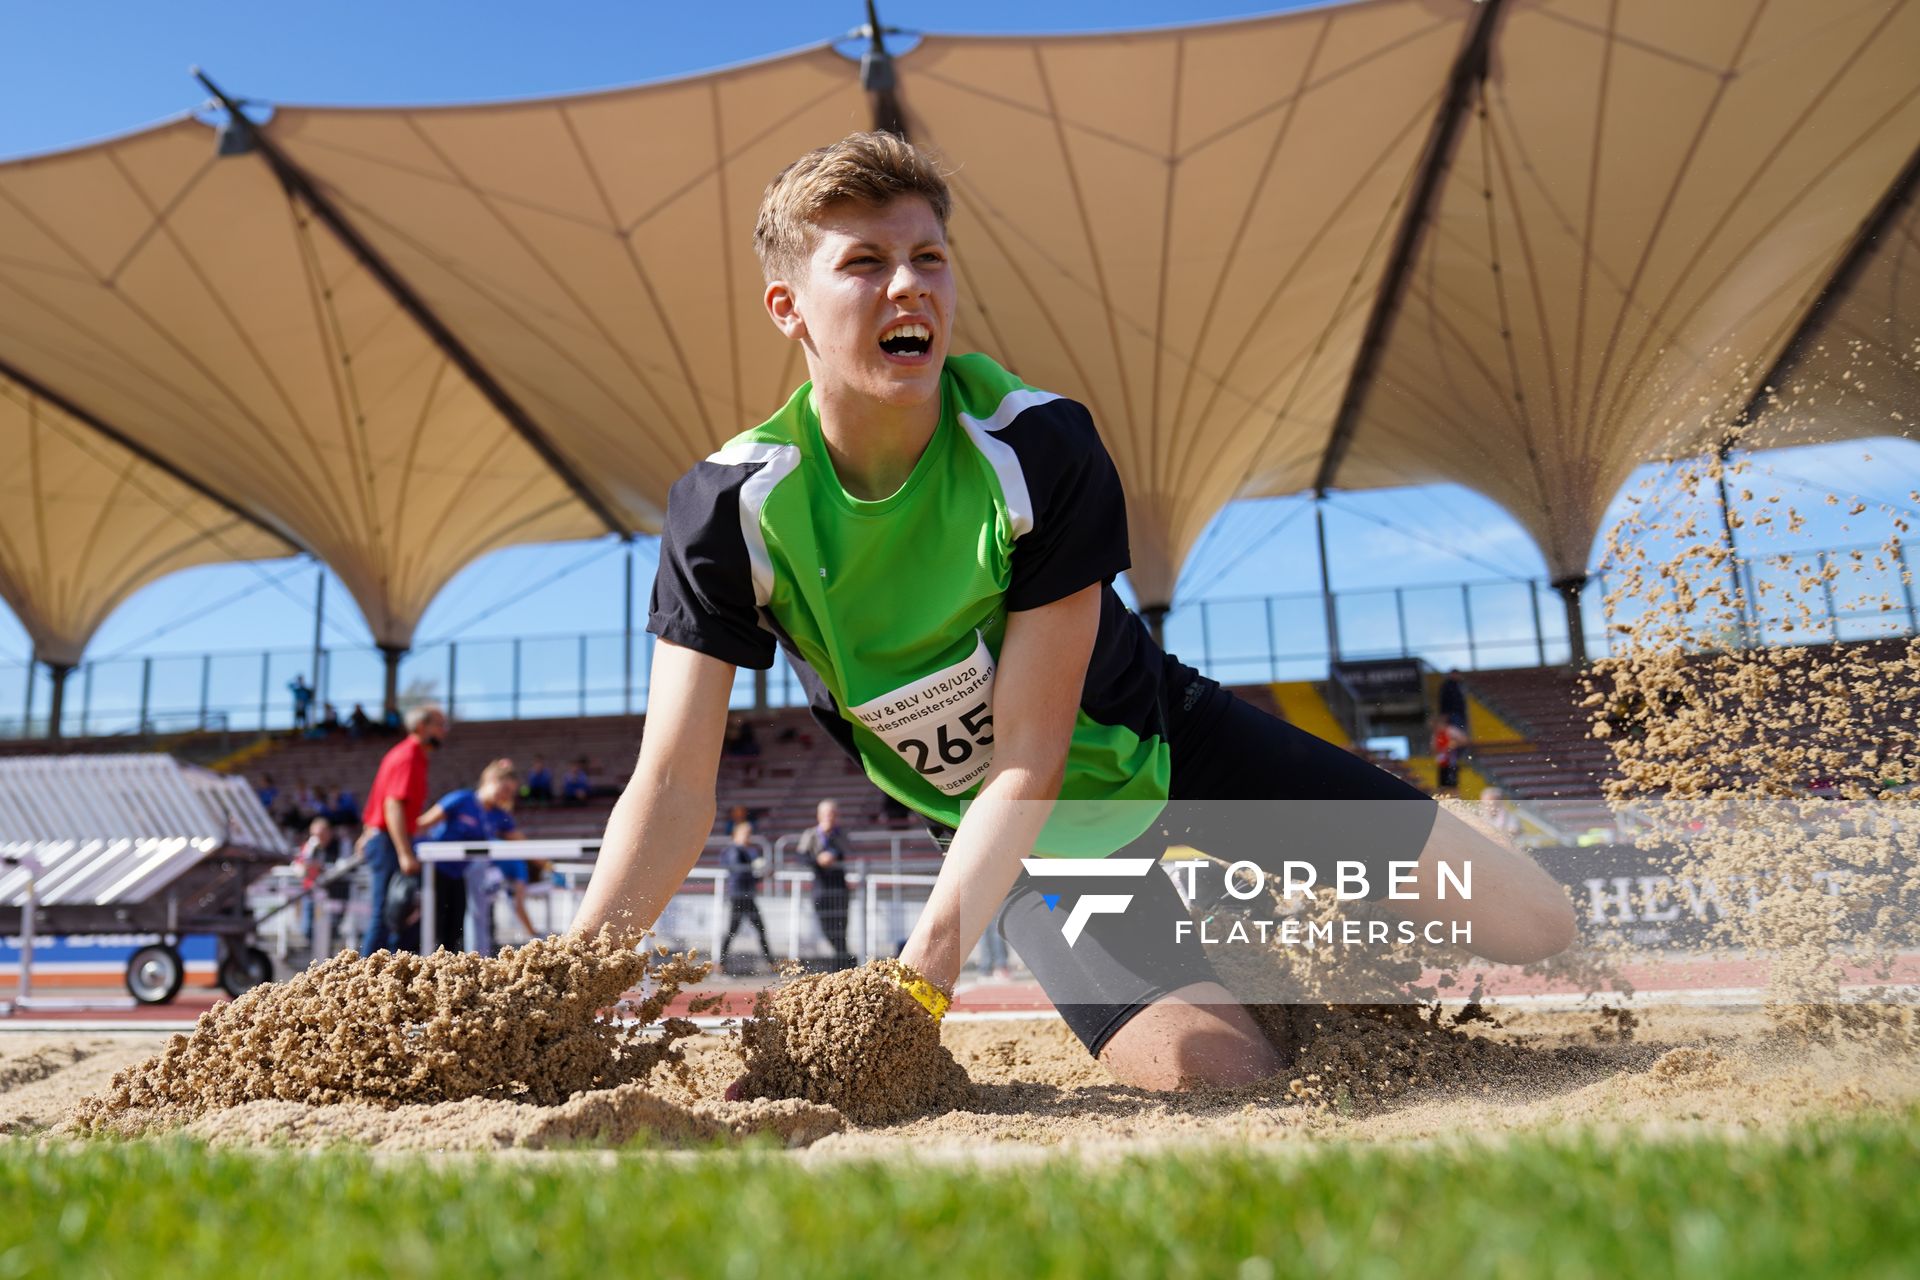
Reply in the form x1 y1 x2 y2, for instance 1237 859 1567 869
0 0 1913 713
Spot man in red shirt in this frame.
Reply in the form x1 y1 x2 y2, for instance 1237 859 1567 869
358 704 449 953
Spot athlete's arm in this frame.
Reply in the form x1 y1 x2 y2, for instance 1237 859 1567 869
387 796 419 875
897 582 1102 993
570 639 733 938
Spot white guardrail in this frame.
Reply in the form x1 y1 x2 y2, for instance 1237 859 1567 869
412 830 944 963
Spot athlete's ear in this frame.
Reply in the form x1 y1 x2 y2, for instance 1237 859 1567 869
764 279 806 343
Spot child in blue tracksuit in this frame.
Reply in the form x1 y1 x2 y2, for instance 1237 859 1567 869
413 759 519 953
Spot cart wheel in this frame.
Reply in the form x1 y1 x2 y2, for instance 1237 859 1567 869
218 944 274 997
126 944 185 1005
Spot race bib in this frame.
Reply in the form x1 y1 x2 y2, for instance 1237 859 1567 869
848 633 997 795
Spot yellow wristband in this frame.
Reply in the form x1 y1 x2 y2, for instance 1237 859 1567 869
894 973 951 1023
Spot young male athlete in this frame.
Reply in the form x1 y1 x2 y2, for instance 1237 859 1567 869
574 132 1575 1088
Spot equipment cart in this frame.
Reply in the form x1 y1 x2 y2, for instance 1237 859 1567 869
0 754 290 1007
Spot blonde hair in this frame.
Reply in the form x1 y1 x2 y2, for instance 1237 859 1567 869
479 758 518 789
753 131 952 280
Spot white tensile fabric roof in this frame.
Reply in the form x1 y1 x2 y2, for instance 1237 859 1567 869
0 0 1914 671
0 373 293 666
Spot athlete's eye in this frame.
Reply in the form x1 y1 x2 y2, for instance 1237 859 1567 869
916 252 946 265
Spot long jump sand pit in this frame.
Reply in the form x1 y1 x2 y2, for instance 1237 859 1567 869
4 935 1914 1159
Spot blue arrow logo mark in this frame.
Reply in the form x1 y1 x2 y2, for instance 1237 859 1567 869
1042 893 1062 912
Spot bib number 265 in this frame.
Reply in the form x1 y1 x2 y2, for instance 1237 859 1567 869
899 703 994 777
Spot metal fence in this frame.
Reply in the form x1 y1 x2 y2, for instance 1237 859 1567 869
5 540 1915 739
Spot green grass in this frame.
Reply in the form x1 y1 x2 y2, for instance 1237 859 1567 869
4 1111 1918 1279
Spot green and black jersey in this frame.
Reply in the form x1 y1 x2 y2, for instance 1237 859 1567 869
649 353 1168 855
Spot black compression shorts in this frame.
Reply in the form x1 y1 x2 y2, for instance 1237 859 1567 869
940 657 1438 1057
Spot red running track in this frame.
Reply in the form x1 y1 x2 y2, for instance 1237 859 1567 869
6 953 1916 1027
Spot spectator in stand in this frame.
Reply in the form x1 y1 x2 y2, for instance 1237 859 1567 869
324 787 360 831
255 773 279 814
415 759 520 954
293 780 323 820
318 703 342 735
723 802 757 837
723 717 761 758
720 820 777 972
795 799 854 970
288 675 314 732
561 758 592 806
524 756 554 805
1438 669 1468 734
357 704 448 954
348 702 376 739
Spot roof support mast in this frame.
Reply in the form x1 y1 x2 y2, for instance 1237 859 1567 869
1733 137 1920 432
1311 0 1508 496
192 69 631 541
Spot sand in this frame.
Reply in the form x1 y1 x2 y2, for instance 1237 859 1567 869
58 930 842 1151
6 1003 1915 1160
735 960 973 1125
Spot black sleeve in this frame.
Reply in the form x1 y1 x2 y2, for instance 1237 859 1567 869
647 460 777 670
996 399 1131 611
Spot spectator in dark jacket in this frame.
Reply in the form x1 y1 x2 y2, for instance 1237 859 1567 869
795 799 854 970
720 821 776 971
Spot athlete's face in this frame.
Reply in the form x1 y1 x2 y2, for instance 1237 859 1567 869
766 196 954 412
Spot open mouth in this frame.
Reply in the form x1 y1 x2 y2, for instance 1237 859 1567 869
879 322 933 359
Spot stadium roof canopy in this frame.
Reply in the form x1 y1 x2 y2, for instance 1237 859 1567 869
0 0 1915 701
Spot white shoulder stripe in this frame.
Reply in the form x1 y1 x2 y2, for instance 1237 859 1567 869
707 441 801 607
958 387 1059 540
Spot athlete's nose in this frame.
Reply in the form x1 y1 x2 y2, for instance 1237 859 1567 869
887 259 929 304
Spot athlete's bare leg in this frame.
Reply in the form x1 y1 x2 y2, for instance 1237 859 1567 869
1097 982 1283 1089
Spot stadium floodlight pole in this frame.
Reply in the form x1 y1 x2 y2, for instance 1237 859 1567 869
190 68 631 542
1313 491 1342 665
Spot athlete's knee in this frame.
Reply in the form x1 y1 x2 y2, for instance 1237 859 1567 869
1097 991 1288 1090
1517 887 1578 960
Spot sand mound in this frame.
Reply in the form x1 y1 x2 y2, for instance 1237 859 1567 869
63 929 845 1149
735 960 974 1125
72 927 687 1130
